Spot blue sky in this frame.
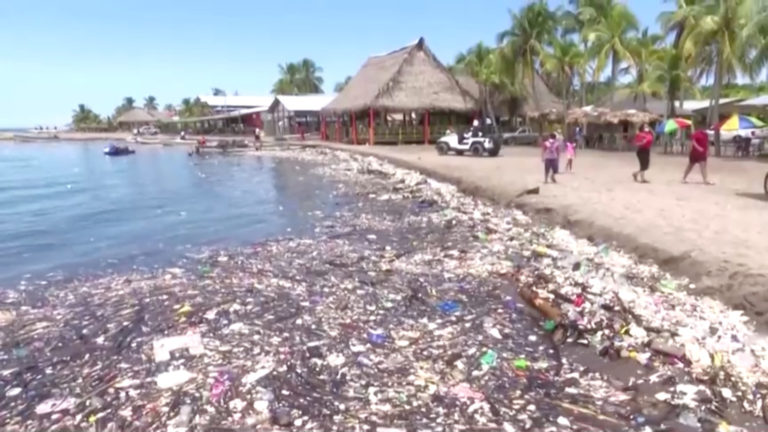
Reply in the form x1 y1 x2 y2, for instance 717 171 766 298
0 0 664 128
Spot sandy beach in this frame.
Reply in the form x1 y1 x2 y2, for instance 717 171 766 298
310 143 768 327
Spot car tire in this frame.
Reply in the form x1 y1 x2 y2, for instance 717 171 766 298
470 143 483 156
764 171 768 195
436 142 449 155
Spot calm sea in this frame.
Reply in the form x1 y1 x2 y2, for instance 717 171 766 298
0 141 338 286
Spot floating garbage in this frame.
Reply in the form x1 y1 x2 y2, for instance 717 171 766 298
0 148 766 431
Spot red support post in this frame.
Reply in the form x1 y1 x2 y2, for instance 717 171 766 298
424 110 430 145
368 107 375 146
351 112 358 145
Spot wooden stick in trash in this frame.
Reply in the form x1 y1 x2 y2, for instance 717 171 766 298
518 285 561 321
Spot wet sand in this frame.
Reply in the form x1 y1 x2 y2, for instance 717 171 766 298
311 143 768 327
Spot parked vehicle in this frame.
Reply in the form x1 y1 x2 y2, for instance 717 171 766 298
502 126 538 145
137 125 160 136
705 128 768 143
435 129 501 157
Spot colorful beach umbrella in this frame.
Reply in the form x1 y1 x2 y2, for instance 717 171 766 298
715 114 766 131
656 118 693 134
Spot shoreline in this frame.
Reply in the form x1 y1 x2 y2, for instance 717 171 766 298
0 147 766 430
307 141 768 330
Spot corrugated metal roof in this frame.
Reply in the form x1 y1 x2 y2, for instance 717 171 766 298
682 97 744 111
198 95 274 108
735 95 768 107
275 94 337 112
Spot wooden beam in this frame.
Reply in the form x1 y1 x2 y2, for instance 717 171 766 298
368 107 375 146
424 110 430 145
335 116 341 142
351 112 358 145
321 115 327 140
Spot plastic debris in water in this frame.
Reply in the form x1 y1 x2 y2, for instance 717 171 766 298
152 333 205 362
449 383 485 400
438 300 460 314
368 330 387 345
543 320 557 332
480 349 498 367
513 358 529 370
155 370 195 389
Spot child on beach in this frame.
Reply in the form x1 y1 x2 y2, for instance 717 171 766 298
541 133 560 183
565 138 575 172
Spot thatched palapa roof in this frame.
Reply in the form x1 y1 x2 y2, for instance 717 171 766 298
323 37 477 113
115 108 159 124
453 73 509 115
522 74 565 118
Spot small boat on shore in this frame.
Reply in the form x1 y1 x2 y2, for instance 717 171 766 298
103 144 135 156
14 133 59 141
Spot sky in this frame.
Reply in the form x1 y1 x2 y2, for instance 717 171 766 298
0 0 665 128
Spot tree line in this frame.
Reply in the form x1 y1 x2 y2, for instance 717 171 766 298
71 94 215 129
448 0 768 153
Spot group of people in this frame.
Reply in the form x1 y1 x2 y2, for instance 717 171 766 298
538 124 713 185
630 124 713 185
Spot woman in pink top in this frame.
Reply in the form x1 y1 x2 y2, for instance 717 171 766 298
564 137 575 172
541 133 560 183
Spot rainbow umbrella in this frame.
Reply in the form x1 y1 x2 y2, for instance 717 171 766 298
715 114 766 131
655 117 693 134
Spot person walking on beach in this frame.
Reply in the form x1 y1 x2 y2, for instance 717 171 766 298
682 129 714 184
564 137 576 172
541 133 560 183
632 124 654 183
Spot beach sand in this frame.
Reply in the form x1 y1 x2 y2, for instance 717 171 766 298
313 143 768 327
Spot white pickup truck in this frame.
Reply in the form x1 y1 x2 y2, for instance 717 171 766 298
502 126 539 145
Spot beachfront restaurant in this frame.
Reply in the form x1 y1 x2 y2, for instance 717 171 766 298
321 37 478 145
115 108 163 131
157 107 267 135
267 94 337 139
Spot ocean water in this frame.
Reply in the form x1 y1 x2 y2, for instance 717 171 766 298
0 141 338 286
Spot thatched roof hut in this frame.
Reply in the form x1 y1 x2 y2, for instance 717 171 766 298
115 108 159 124
521 74 565 118
453 73 511 116
323 37 477 113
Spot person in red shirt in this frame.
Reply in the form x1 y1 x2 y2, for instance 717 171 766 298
632 124 654 183
682 129 713 184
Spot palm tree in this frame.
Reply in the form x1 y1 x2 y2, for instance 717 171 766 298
497 0 557 103
122 97 135 109
144 95 158 111
163 103 175 113
624 28 664 109
454 42 504 133
297 58 324 93
334 76 352 92
212 88 226 96
658 0 702 117
272 62 301 94
560 0 592 106
541 39 586 132
71 104 102 128
581 0 639 105
681 0 753 155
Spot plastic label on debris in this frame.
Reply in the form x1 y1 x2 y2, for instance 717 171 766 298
156 370 196 389
153 333 205 362
438 300 460 314
35 397 77 415
449 383 485 400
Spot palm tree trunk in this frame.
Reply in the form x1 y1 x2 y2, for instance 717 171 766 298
562 78 569 136
610 50 618 105
484 85 500 135
712 49 723 157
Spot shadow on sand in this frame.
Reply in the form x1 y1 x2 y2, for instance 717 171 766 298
735 192 768 202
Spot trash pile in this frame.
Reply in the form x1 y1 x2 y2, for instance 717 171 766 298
0 147 766 431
